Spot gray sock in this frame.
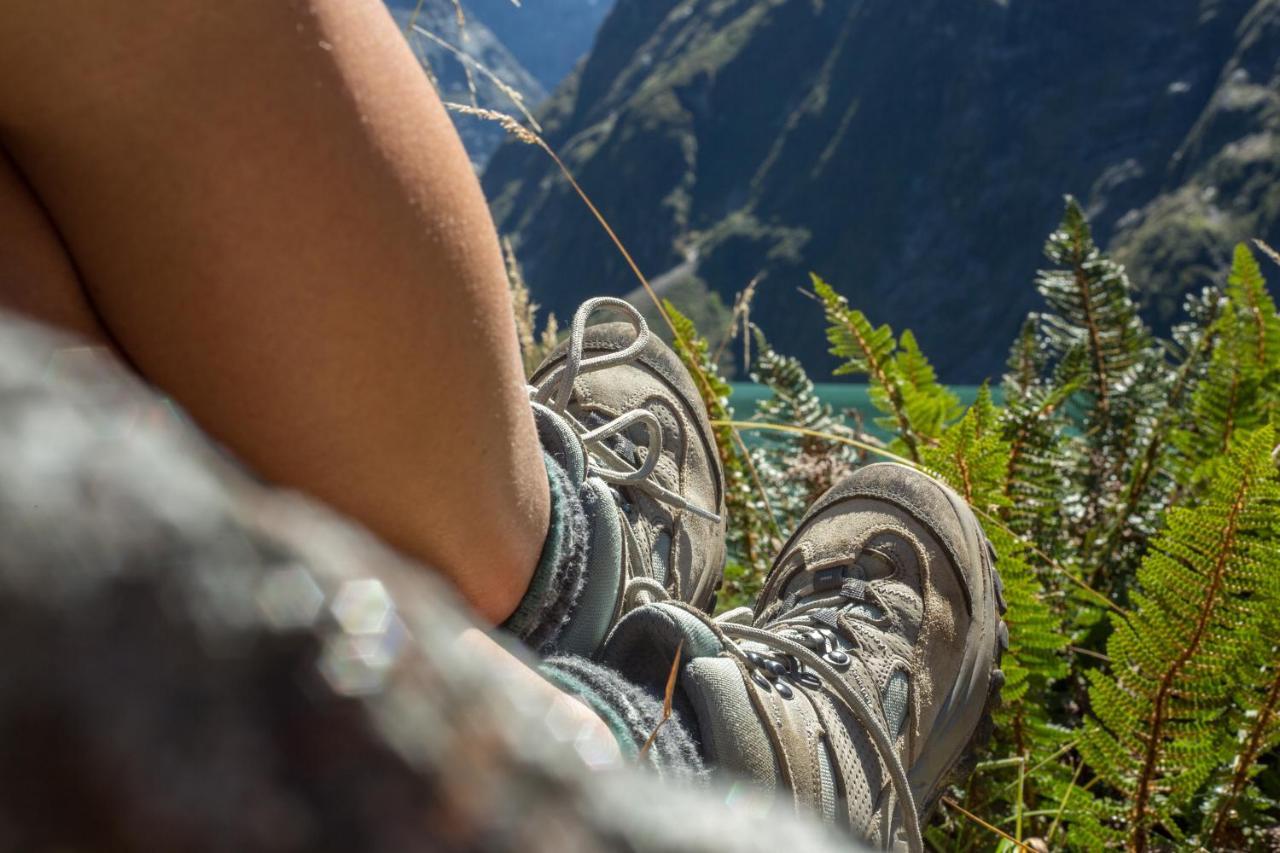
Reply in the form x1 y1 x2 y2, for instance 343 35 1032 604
501 452 590 654
541 655 705 782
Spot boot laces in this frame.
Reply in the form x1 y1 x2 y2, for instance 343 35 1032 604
720 618 922 853
532 298 722 609
699 561 925 852
531 297 722 526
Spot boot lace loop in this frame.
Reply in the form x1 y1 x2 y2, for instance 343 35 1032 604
532 297 721 523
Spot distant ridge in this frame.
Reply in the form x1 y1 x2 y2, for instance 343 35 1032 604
484 0 1280 381
462 0 616 92
385 0 616 167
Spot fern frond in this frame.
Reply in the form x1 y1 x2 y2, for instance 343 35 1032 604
1175 245 1280 485
1206 659 1280 849
1006 317 1050 398
1227 242 1280 376
1079 426 1280 851
666 301 777 607
749 326 857 528
1027 200 1179 594
1105 288 1223 557
1036 197 1154 435
1000 371 1077 540
813 273 957 462
896 330 962 442
924 384 1004 504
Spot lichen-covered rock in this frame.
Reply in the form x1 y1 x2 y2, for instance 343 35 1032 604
0 313 852 852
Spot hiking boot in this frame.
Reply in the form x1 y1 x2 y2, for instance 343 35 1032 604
528 297 727 656
600 463 1007 852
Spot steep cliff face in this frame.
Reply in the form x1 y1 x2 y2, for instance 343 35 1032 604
1110 1 1280 323
483 0 1280 380
462 0 616 91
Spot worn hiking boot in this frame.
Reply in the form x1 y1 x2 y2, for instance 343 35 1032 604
527 297 727 656
600 463 1007 852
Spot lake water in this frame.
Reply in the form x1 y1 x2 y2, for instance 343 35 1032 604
728 383 989 440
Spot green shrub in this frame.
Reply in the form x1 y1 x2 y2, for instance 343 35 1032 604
682 199 1280 850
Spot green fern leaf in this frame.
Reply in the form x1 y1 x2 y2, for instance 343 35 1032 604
813 273 958 461
1078 425 1280 850
749 326 858 529
666 301 778 607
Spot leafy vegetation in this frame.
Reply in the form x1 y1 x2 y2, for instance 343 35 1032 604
683 198 1280 850
666 300 782 606
504 236 560 375
421 3 1280 846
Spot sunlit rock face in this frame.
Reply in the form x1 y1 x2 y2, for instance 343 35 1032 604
0 312 852 852
484 0 1280 382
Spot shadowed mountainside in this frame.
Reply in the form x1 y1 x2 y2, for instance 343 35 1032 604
483 0 1280 380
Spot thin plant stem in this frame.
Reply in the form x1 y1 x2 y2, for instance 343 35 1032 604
1016 754 1026 843
404 0 427 34
414 25 541 130
941 797 1035 851
1047 759 1086 846
992 740 1079 800
713 420 915 466
731 429 784 541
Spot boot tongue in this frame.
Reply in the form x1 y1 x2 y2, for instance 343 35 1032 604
530 400 588 485
600 605 783 791
681 656 783 792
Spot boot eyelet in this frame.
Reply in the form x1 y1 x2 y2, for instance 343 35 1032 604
751 671 773 692
825 650 850 667
745 651 765 668
775 680 794 699
796 671 822 690
763 659 786 678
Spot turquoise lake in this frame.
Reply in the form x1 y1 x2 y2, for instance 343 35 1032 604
728 383 990 440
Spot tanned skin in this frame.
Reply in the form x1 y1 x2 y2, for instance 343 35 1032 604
0 0 548 625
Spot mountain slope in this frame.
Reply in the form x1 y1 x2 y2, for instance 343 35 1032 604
483 0 1280 380
386 0 545 167
462 0 616 92
1110 1 1280 321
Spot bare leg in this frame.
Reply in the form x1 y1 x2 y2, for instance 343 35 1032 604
0 149 111 349
0 0 544 624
